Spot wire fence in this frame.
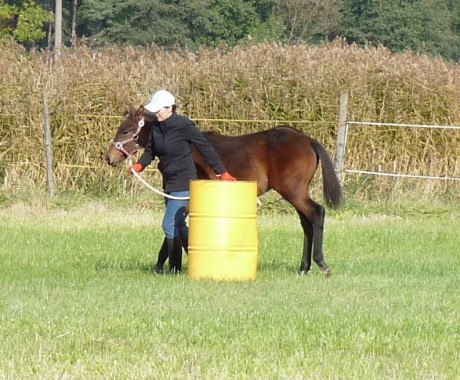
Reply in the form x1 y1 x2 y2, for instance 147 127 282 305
343 121 460 182
14 117 457 183
3 109 459 196
347 121 460 131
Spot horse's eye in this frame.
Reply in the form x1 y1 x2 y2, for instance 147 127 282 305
121 129 131 135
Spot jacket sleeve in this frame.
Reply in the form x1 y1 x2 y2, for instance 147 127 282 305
138 130 155 168
185 121 227 175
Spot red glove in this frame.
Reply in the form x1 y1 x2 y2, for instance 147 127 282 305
129 163 144 175
220 172 236 181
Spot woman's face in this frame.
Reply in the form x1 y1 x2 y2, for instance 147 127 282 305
155 106 173 122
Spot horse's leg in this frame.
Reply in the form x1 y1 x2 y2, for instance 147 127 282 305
296 210 313 274
290 196 330 276
309 201 331 276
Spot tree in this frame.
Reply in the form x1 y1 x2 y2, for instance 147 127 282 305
1 0 52 47
71 0 78 46
78 0 277 49
276 0 343 43
187 0 259 46
0 0 16 42
338 0 460 61
78 0 189 47
13 0 49 46
245 0 284 42
418 0 460 61
358 1 424 51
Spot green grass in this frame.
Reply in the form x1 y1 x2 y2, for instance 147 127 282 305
1 204 459 379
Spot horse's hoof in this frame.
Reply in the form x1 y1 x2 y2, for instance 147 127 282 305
298 269 309 276
322 268 332 277
153 266 164 275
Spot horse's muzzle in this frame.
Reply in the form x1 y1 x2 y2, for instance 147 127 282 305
106 145 124 166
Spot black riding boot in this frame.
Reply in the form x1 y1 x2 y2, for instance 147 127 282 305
153 238 168 274
167 238 183 274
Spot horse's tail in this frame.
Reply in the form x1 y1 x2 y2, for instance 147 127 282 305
311 139 343 208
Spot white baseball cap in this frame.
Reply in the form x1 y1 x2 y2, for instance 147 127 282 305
144 90 175 113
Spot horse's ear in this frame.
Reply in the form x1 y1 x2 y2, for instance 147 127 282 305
136 105 145 115
124 106 136 118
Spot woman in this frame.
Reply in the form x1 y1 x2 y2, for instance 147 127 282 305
130 89 236 274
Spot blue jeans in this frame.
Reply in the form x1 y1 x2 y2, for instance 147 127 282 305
162 191 189 239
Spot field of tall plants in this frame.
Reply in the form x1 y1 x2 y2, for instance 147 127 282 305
0 40 459 204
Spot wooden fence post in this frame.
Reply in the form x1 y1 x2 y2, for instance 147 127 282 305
335 93 348 185
43 89 55 198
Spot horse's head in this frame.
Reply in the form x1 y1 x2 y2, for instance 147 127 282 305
106 105 153 166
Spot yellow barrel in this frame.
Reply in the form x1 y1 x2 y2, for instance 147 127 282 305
188 180 258 281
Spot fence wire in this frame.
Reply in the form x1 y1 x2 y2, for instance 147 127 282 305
344 121 460 181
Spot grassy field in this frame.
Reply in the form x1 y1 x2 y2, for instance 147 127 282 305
0 203 459 379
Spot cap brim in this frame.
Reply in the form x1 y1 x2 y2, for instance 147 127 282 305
144 101 161 113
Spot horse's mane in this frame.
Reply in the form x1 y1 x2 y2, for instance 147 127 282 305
203 131 221 136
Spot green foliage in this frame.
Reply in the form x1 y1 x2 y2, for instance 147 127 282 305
13 0 48 45
0 0 16 42
78 0 278 49
277 0 342 43
204 0 257 45
419 0 460 61
247 14 285 43
4 0 460 61
340 0 460 61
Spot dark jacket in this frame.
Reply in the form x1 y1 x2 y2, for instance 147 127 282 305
138 113 226 192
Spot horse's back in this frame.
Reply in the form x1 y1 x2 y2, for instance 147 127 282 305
263 126 314 150
202 127 318 194
205 126 312 167
205 126 312 149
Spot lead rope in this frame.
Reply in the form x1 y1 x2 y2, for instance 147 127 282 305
127 158 190 200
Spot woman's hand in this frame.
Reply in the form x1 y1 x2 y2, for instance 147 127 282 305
220 172 236 181
129 163 144 174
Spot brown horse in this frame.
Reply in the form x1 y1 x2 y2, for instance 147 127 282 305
106 106 342 275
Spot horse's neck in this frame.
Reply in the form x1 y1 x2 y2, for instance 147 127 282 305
138 121 153 148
